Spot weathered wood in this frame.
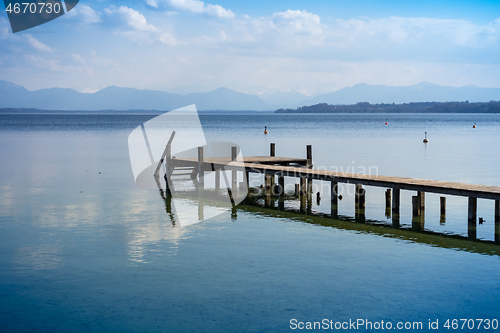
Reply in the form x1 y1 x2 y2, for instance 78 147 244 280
412 195 421 230
270 143 276 157
385 189 391 218
331 181 338 219
295 183 300 196
265 174 272 207
392 188 400 228
495 200 499 244
306 145 312 167
355 184 366 222
440 196 446 224
278 175 285 197
231 146 238 191
300 177 307 213
468 197 477 241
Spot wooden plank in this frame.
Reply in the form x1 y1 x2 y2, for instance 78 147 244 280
171 157 500 200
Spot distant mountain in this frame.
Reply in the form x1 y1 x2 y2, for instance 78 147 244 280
0 81 270 111
2 80 500 111
259 91 310 108
298 82 500 107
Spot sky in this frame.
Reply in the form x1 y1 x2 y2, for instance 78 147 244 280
1 0 500 96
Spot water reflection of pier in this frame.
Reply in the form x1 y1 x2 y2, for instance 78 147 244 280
160 142 500 244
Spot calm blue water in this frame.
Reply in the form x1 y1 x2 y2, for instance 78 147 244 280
0 113 499 332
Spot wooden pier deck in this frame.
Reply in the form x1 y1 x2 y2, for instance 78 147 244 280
161 143 500 243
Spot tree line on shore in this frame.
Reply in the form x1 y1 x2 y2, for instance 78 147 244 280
276 101 500 113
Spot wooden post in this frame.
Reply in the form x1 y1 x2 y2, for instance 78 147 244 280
295 183 300 196
418 191 425 226
440 197 446 224
278 174 285 197
270 143 275 190
468 197 477 241
231 146 238 192
306 145 312 167
385 189 391 218
392 188 400 228
412 195 421 230
495 200 500 244
355 184 365 222
278 174 285 210
300 177 306 213
198 146 204 190
331 181 338 219
265 173 272 207
306 177 313 213
165 144 172 194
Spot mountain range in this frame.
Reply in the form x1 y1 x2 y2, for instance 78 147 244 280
1 80 500 111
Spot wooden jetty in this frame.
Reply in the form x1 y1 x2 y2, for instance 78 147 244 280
159 142 500 243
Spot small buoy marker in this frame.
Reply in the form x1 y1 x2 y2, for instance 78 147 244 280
264 126 268 134
423 131 429 143
385 119 388 125
473 122 476 128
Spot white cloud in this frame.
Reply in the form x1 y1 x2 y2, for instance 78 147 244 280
159 32 182 46
65 5 101 25
104 6 159 32
272 10 323 35
150 0 234 19
24 34 52 52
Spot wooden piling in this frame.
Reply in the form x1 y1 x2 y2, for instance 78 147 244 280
278 174 285 197
300 177 307 212
306 145 312 167
270 143 276 187
495 200 500 244
231 146 238 191
265 173 272 207
468 197 477 241
418 191 425 224
331 181 338 219
197 146 204 189
412 195 421 230
295 183 300 196
392 188 400 228
440 197 446 224
385 189 391 218
355 184 366 222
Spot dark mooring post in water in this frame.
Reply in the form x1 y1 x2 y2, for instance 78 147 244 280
231 146 238 192
270 143 276 187
385 189 392 218
265 173 272 207
468 197 477 241
331 181 339 219
440 197 446 224
300 177 307 213
412 192 425 230
355 184 366 222
392 188 400 228
495 200 500 244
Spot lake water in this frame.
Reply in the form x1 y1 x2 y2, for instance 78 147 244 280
0 112 499 332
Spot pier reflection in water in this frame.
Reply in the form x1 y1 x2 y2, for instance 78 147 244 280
158 185 500 257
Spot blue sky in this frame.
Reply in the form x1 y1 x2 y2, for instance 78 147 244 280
1 0 500 96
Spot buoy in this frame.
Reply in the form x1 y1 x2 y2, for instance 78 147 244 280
423 131 429 143
473 122 476 128
385 119 388 125
264 126 268 134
